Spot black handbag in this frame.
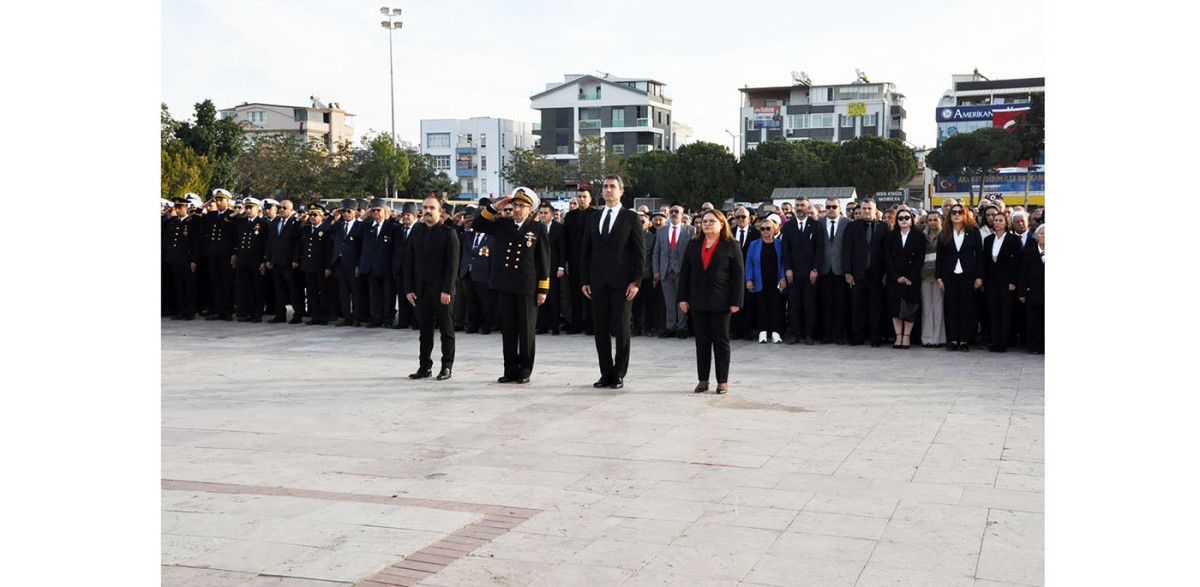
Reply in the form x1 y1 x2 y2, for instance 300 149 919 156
899 297 920 322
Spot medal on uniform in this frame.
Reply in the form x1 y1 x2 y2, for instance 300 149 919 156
183 228 188 237
480 246 489 257
254 225 260 235
525 233 536 248
318 231 324 237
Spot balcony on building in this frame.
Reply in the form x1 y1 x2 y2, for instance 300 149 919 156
578 91 601 100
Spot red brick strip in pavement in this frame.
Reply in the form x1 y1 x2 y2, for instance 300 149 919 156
162 479 541 585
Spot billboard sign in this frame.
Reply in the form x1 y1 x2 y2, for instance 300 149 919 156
752 106 782 129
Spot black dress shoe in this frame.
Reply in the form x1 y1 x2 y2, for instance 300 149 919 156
658 330 675 339
335 319 351 327
516 376 530 384
480 328 491 335
408 369 432 379
714 385 727 395
268 316 287 324
676 331 688 339
804 336 815 345
237 316 252 322
365 322 381 329
498 375 516 384
552 330 560 335
959 344 970 352
353 320 362 327
436 367 452 381
870 341 880 347
288 317 303 324
610 378 624 389
250 316 262 323
693 382 709 393
593 378 610 388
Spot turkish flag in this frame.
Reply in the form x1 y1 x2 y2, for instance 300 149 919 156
992 106 1031 133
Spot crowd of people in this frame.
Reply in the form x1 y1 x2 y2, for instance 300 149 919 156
162 179 1045 392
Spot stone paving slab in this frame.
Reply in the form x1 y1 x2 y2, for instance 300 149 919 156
162 318 1044 585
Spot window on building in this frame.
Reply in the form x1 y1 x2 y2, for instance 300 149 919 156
841 116 855 128
863 114 878 126
248 111 267 125
433 155 450 171
611 109 625 127
481 155 486 171
427 133 450 148
480 133 486 147
611 144 625 155
293 109 306 122
810 88 831 103
481 178 487 194
810 113 835 128
787 114 807 129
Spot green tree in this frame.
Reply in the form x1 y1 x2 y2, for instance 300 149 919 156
1010 93 1045 165
173 99 244 194
500 146 564 192
623 149 675 200
572 135 624 189
736 138 820 203
670 141 738 211
234 132 327 203
796 139 840 186
161 142 212 201
829 135 918 198
161 103 179 147
427 173 462 200
925 127 1022 205
358 133 410 197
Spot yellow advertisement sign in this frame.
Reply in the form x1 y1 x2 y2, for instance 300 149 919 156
847 102 866 117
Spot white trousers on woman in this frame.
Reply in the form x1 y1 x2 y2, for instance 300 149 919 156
920 276 946 345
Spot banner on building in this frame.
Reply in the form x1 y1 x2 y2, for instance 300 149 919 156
752 106 782 129
847 102 866 117
992 106 1031 132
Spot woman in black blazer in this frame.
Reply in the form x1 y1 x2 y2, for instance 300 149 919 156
935 203 984 352
982 213 1023 353
884 211 926 349
678 209 744 394
1018 225 1045 354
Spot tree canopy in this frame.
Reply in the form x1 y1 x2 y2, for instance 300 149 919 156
828 135 917 198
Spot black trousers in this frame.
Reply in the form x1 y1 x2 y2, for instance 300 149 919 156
849 276 885 344
753 289 785 334
368 273 395 326
569 271 591 331
205 254 235 318
692 310 732 383
630 277 656 334
415 285 455 371
355 273 371 321
333 260 362 321
463 276 493 331
303 271 327 323
271 265 304 319
942 272 978 344
169 262 197 318
394 272 414 327
538 275 563 332
590 285 633 380
986 284 1016 351
786 276 817 339
1024 299 1044 353
236 264 265 318
498 291 537 378
818 271 849 343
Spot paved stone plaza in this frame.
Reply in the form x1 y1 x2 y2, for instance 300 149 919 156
162 319 1044 586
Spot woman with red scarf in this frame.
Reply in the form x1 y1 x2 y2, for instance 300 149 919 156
678 209 744 394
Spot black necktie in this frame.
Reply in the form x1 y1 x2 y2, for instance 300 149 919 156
601 209 611 235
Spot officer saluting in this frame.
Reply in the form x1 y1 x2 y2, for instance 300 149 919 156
473 187 551 384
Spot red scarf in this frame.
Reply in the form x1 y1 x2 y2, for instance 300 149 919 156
701 239 717 270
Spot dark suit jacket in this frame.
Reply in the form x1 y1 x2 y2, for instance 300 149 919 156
329 218 365 268
233 216 269 267
391 222 416 276
579 206 645 289
358 219 397 277
296 222 332 274
563 207 600 273
459 229 495 283
162 215 200 265
983 232 1023 290
200 209 237 257
544 220 567 274
884 229 926 286
405 221 460 296
731 225 760 256
935 227 984 280
1017 244 1045 305
677 238 745 312
266 216 301 267
780 216 822 275
842 219 888 280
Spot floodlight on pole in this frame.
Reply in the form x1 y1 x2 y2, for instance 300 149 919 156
379 6 403 197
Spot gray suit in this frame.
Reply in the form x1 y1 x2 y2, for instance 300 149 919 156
816 216 850 275
817 215 851 343
653 222 695 332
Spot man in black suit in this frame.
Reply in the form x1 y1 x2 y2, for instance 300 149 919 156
459 215 495 334
536 201 567 335
405 197 460 381
1018 224 1045 354
266 199 304 323
359 198 398 328
842 198 888 346
580 175 646 389
780 197 823 345
329 198 365 326
563 186 599 334
391 203 418 329
233 198 270 322
473 188 551 384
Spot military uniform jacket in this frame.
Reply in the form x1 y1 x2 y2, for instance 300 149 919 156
473 206 550 295
404 222 460 296
358 218 397 277
201 209 237 257
266 216 301 267
234 216 269 268
162 214 200 265
296 223 332 274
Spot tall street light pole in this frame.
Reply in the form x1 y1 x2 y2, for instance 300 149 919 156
380 7 403 197
724 129 741 159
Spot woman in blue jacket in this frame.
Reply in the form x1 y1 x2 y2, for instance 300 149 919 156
744 214 787 344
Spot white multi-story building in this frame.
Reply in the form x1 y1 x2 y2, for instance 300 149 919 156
419 117 538 200
737 71 907 154
219 97 355 152
530 73 676 162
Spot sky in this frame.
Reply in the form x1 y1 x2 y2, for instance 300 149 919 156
162 0 1045 153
